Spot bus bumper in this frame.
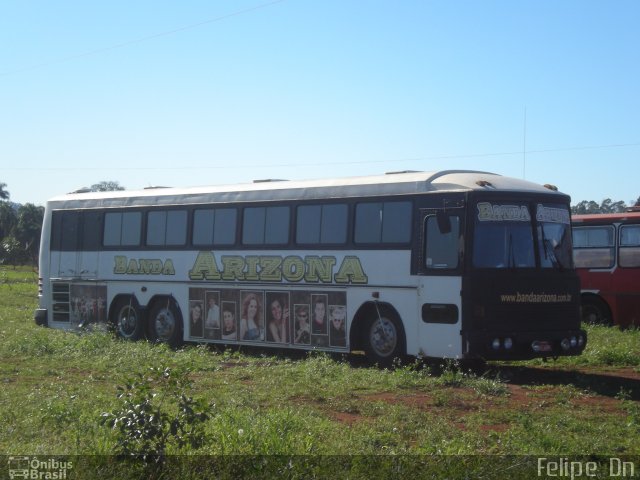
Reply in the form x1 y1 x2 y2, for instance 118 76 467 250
464 329 587 360
34 309 48 327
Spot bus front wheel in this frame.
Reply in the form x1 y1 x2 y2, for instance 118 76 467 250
581 296 612 326
112 296 144 341
147 298 183 348
364 314 404 367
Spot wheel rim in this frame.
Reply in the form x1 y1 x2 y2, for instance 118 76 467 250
117 305 138 338
153 307 176 341
369 317 397 358
582 304 604 325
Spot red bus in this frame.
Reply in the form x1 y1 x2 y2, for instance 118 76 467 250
572 208 640 327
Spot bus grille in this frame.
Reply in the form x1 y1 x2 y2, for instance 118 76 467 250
51 282 70 322
483 304 579 331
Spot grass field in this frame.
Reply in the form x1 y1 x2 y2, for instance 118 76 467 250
1 266 638 478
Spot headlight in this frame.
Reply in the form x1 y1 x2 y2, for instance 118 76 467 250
504 337 513 350
570 336 577 348
492 338 501 350
561 338 571 351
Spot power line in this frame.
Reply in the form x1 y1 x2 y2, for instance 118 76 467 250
4 141 640 172
0 0 287 77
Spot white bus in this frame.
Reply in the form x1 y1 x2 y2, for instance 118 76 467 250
34 170 586 364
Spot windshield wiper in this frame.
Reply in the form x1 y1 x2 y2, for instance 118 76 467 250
508 232 516 269
540 224 562 271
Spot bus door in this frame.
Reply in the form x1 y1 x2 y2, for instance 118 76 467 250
415 208 464 358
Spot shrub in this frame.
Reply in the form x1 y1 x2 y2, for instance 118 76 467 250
100 366 212 464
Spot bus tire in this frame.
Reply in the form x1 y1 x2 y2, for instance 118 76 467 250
581 296 612 326
147 297 184 348
364 312 405 367
111 296 145 341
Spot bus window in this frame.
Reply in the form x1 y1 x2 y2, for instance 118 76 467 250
82 211 102 251
104 211 142 247
354 201 411 244
57 211 79 251
193 208 237 246
242 206 290 245
572 226 615 268
425 215 460 269
473 203 534 269
620 225 640 267
296 204 348 245
536 204 573 270
147 210 187 246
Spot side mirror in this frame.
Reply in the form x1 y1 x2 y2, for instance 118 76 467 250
436 210 452 234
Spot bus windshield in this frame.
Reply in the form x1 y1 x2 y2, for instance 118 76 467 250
473 202 535 269
472 201 573 270
536 203 573 270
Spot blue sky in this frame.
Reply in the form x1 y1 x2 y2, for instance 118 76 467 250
2 0 639 206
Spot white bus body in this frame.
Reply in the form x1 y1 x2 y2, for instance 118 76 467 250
35 170 586 363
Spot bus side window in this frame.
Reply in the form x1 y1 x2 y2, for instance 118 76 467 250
296 204 348 245
620 225 640 267
425 215 460 269
193 208 237 246
572 226 615 268
242 206 290 245
59 211 80 252
354 201 411 244
104 212 142 247
147 210 187 246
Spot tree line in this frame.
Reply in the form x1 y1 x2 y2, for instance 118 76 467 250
0 180 638 266
571 196 640 214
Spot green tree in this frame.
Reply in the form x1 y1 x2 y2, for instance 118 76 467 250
571 198 628 214
0 182 9 201
14 203 44 265
91 181 125 192
0 236 25 265
0 202 17 239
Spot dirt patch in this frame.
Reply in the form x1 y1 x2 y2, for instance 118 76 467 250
363 389 488 412
331 411 364 426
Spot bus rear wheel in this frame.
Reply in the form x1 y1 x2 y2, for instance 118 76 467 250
581 296 612 326
364 314 404 367
112 296 144 341
147 298 183 348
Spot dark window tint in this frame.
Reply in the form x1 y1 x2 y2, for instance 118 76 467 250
146 210 187 246
51 211 80 251
382 202 412 243
51 210 102 251
296 204 348 244
104 212 141 247
82 211 102 250
243 206 290 245
193 208 237 246
354 201 411 244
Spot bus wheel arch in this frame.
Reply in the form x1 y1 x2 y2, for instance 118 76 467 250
110 294 145 341
350 301 406 366
147 295 184 348
581 294 612 326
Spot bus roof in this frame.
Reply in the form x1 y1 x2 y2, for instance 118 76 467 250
572 211 640 224
47 170 568 209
